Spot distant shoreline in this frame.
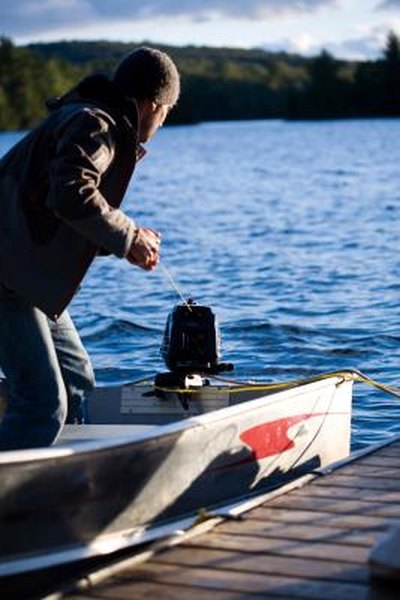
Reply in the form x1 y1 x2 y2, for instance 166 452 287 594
0 35 399 131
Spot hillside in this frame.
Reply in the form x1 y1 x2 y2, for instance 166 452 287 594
0 35 399 131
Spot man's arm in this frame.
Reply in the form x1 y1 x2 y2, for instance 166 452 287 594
47 108 137 258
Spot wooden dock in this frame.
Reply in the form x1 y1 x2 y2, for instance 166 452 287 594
59 436 400 600
38 437 400 598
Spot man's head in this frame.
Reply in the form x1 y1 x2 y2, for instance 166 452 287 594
112 46 180 143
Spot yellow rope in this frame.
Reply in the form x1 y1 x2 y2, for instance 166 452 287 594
154 369 400 399
1 370 399 421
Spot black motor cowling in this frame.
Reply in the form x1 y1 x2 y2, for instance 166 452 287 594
160 300 232 374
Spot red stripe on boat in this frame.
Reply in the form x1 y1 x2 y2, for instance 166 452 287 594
206 411 344 472
239 413 324 460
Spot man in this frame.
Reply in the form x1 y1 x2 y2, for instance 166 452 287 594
0 47 180 450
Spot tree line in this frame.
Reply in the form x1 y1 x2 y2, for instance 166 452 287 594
0 32 399 131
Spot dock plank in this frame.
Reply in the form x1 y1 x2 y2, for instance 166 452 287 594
247 507 399 530
210 522 374 546
65 584 257 600
152 546 368 583
182 532 370 563
334 465 400 479
313 474 400 490
265 494 400 516
77 562 397 600
348 455 400 467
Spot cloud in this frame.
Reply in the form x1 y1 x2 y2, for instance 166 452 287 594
0 0 95 36
263 35 318 56
325 35 385 59
262 23 397 60
0 0 338 39
93 0 337 20
376 1 400 9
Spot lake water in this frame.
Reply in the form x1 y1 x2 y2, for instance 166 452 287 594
1 118 399 450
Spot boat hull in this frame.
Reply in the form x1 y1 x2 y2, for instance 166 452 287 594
0 375 352 576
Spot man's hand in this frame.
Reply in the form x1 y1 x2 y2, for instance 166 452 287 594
126 227 161 270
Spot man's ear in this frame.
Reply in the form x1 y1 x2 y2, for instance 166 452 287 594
139 98 158 115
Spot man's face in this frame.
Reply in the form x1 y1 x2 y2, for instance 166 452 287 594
138 101 171 143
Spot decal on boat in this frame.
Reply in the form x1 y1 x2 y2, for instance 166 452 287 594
240 413 325 460
208 412 327 473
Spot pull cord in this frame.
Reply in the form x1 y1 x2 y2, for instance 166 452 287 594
159 260 193 312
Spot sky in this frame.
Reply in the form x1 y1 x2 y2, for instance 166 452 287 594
1 0 400 60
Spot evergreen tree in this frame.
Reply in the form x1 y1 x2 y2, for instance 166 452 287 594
383 30 400 115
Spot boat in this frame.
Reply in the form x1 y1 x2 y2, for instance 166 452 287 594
0 371 353 577
0 302 354 577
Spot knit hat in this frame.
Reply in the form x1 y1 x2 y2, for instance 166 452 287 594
113 47 180 105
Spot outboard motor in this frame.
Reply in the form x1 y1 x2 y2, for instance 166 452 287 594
156 300 233 393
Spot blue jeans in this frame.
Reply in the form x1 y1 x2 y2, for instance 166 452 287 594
0 284 95 450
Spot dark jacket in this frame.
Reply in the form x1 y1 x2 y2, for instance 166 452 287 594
0 75 140 318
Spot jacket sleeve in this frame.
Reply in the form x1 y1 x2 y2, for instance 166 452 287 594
47 108 137 258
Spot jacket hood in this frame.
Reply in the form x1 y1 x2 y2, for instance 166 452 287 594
46 74 139 128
